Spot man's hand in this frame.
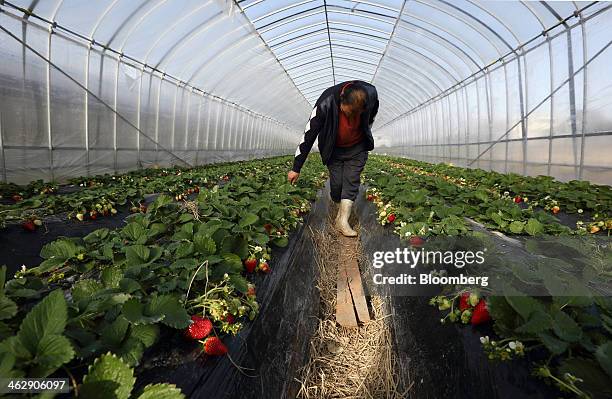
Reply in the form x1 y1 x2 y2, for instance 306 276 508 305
287 171 300 184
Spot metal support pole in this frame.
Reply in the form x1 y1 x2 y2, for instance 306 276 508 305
84 45 91 176
578 20 588 180
194 95 202 166
205 97 212 152
464 85 470 163
503 62 510 173
475 79 482 169
547 37 554 176
518 53 528 175
154 75 163 165
485 72 493 167
136 67 144 168
46 26 54 181
113 55 120 173
0 111 6 182
170 83 179 157
213 101 220 151
185 88 192 152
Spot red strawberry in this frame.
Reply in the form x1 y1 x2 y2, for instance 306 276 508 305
459 292 470 311
259 262 271 273
367 194 375 201
263 223 273 233
409 236 425 247
225 314 235 324
247 285 256 297
514 196 522 204
471 299 491 325
387 214 396 223
244 258 257 273
22 220 36 232
185 315 213 340
194 186 200 193
204 336 227 356
12 194 23 202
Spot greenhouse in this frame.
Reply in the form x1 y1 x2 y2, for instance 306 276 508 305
0 0 610 398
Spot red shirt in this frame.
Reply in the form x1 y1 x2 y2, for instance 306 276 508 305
336 108 363 147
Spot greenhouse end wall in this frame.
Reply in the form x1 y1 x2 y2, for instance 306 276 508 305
374 4 612 186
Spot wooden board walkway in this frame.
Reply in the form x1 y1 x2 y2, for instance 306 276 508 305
336 235 371 327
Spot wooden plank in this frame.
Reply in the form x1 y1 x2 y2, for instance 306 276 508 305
336 262 358 327
345 258 371 323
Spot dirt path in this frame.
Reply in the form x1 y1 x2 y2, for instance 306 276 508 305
295 206 410 399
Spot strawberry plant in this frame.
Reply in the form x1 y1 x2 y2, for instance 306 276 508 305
0 155 328 394
363 155 612 398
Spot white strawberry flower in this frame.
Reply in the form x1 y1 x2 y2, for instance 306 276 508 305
480 336 490 344
254 246 263 253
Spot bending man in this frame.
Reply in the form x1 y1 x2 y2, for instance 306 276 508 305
287 80 379 237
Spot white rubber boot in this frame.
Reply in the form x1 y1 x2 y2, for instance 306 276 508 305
335 199 357 237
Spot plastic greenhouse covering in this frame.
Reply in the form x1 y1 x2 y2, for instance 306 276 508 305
2 2 612 399
0 0 611 185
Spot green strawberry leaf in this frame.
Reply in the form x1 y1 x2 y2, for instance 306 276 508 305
40 238 82 261
504 286 545 319
130 324 159 348
595 342 612 379
34 334 74 372
122 299 163 325
80 353 135 399
525 218 544 236
101 317 130 348
18 290 67 355
552 310 583 342
508 221 525 234
238 212 259 228
272 236 289 247
515 310 553 334
147 296 190 329
117 337 144 367
228 275 248 294
0 296 18 321
101 268 123 288
538 331 569 355
72 279 104 305
194 233 216 256
136 383 185 399
119 278 142 294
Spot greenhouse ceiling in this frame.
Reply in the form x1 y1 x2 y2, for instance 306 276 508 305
2 0 609 129
1 0 611 184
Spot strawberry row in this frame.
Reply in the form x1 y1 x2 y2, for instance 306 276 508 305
0 156 328 397
0 157 291 230
373 156 611 235
362 155 612 398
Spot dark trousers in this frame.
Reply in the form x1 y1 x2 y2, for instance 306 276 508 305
327 141 368 202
